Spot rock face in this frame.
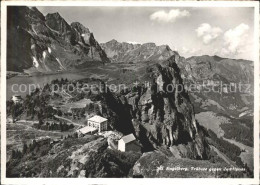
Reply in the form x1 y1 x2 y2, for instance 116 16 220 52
131 56 209 159
7 6 109 72
93 55 210 159
100 39 178 63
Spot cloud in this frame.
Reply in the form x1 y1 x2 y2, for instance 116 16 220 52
222 23 249 54
196 23 222 44
150 9 190 23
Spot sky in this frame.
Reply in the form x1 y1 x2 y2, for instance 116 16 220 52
37 6 255 60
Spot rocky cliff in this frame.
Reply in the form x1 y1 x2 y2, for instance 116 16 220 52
100 39 178 63
93 55 210 159
7 6 109 72
131 56 210 159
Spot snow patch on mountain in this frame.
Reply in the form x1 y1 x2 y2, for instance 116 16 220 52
48 47 52 53
33 57 39 68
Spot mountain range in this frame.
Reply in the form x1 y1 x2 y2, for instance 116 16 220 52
7 6 254 84
7 5 254 144
6 6 254 177
100 39 178 63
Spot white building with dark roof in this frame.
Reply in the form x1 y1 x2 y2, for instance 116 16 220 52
118 133 141 152
87 115 108 132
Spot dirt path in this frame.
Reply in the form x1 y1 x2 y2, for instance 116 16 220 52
54 115 83 129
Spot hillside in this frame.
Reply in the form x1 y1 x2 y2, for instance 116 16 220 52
7 135 142 177
181 55 253 84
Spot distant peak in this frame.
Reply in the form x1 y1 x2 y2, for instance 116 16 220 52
213 55 225 61
158 44 171 50
28 6 45 20
52 12 61 16
46 12 62 19
45 11 71 33
30 7 39 11
142 42 156 47
108 39 118 43
71 22 82 26
71 22 90 33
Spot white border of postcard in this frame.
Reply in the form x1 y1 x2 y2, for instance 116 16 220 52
1 1 259 185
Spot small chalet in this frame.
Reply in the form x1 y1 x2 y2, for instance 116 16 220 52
118 133 141 152
87 115 108 132
76 115 108 136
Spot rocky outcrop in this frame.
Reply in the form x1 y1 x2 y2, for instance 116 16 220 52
128 56 210 159
7 135 141 178
92 55 210 159
45 12 72 39
7 6 109 72
100 39 178 63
